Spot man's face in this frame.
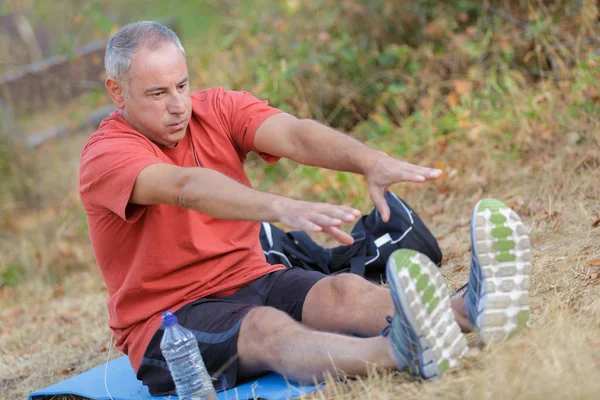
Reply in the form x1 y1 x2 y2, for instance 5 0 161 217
112 42 192 147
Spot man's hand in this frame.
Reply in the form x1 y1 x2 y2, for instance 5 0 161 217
272 198 361 245
366 154 442 222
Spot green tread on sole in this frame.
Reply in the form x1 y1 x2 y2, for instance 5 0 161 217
478 198 507 211
496 252 516 262
517 310 530 327
422 284 436 303
391 250 441 323
490 213 507 224
438 359 449 373
416 275 429 291
408 263 421 278
479 198 518 264
391 250 421 279
493 240 515 251
491 226 513 238
427 296 440 313
508 310 530 339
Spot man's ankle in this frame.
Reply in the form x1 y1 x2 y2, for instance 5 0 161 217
451 296 472 333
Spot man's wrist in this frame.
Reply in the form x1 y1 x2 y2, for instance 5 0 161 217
360 150 388 176
269 196 291 223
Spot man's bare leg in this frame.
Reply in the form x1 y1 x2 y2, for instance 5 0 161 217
301 273 471 336
236 306 396 383
451 296 471 332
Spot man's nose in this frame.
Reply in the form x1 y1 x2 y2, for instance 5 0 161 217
167 92 186 115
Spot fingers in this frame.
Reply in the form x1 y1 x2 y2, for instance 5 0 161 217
312 203 360 223
278 200 361 245
285 218 323 233
323 226 355 245
387 167 432 182
339 205 362 218
369 187 390 222
309 212 343 228
395 161 442 181
279 200 361 234
296 207 358 245
371 157 442 183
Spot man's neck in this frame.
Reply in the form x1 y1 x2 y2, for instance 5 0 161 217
118 109 179 148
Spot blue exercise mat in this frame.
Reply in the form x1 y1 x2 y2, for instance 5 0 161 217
28 355 320 400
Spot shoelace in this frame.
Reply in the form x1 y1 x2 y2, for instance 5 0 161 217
452 282 468 298
381 315 393 337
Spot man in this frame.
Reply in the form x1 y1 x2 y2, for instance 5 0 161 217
79 21 531 395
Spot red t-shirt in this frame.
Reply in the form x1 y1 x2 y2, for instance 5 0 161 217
79 87 285 372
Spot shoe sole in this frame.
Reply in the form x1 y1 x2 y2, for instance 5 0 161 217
387 249 468 379
471 198 531 343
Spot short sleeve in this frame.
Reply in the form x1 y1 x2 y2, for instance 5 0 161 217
79 133 163 222
216 89 283 163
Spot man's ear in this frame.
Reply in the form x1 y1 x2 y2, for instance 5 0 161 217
105 77 126 109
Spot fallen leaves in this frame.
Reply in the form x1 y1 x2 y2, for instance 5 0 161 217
589 259 600 267
446 80 473 108
455 79 473 95
60 314 78 325
58 366 76 375
586 272 600 284
447 91 460 108
425 20 444 38
586 260 600 284
453 264 467 273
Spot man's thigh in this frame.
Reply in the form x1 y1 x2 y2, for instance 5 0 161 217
137 268 326 395
137 285 263 395
260 267 327 322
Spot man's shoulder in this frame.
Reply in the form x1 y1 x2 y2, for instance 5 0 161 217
191 86 226 108
191 87 256 106
191 86 234 99
82 112 155 157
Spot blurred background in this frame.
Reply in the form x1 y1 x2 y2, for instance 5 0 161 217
1 1 600 399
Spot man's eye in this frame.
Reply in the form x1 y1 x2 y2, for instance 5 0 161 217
178 83 187 90
151 92 164 98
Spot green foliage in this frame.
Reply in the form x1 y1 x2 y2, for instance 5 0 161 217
0 264 22 287
0 137 40 208
206 0 598 151
2 0 600 290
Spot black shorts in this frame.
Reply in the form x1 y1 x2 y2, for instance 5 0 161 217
137 267 327 395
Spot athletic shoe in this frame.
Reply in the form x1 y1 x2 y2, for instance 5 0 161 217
465 198 531 343
383 249 468 379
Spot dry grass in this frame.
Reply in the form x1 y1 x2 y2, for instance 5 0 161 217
294 141 600 400
2 3 600 396
1 119 599 400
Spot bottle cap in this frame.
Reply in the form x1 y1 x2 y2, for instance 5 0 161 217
161 310 178 327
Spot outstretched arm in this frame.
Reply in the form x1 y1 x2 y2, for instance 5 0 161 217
131 163 360 244
254 113 442 222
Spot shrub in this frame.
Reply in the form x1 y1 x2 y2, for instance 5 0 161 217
202 0 598 135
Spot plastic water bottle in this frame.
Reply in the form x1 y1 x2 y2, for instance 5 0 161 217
160 310 217 400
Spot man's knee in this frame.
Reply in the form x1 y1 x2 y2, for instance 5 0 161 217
242 306 298 335
238 306 303 363
327 273 377 305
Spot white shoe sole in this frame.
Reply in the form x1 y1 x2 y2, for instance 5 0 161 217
388 249 468 378
472 199 532 343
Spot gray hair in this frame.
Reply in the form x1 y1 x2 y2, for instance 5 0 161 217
104 21 186 82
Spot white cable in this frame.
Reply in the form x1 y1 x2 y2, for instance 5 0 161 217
104 332 115 400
